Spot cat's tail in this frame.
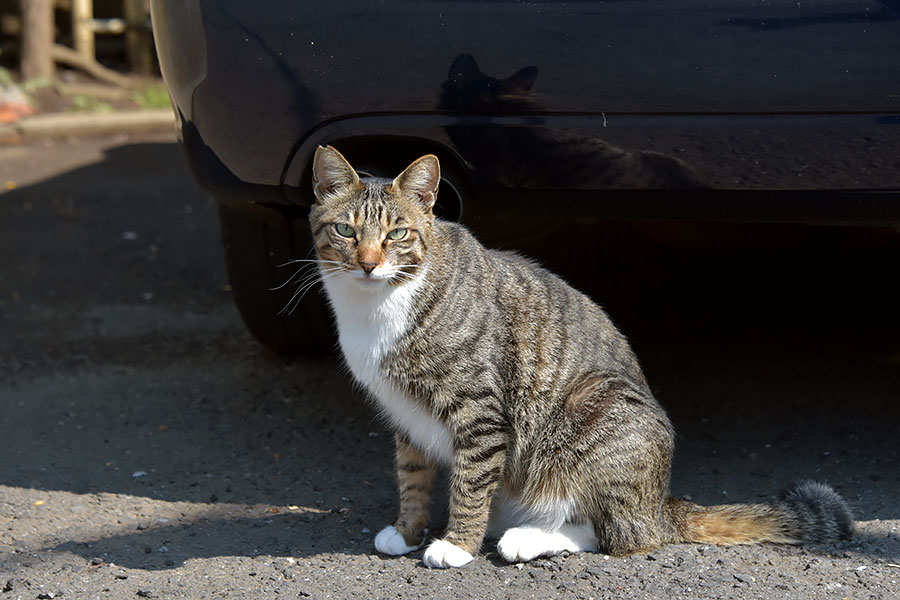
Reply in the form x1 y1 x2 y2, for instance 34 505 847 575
665 480 854 546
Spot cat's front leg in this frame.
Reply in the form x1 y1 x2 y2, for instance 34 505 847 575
375 433 437 556
423 422 509 568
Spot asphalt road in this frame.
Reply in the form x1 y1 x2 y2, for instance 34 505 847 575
1 134 899 599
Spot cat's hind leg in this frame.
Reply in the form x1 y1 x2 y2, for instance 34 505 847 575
497 522 598 563
492 493 598 563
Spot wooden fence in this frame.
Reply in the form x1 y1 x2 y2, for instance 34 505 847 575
17 0 153 81
71 0 153 74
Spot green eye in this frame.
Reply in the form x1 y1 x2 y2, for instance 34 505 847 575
386 227 408 241
334 223 355 238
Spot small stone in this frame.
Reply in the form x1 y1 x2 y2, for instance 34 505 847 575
585 565 608 578
136 590 154 598
732 571 752 584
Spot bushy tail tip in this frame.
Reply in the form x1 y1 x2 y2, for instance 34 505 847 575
778 480 854 543
669 480 854 546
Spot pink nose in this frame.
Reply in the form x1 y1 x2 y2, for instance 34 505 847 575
360 261 377 273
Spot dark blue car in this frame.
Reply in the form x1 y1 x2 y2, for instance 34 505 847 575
150 0 900 353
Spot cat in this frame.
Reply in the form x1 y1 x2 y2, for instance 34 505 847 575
308 145 852 568
438 53 707 190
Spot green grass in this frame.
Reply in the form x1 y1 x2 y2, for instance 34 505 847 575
131 82 171 110
66 94 114 114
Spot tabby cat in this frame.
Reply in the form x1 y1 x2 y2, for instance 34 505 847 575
309 145 853 568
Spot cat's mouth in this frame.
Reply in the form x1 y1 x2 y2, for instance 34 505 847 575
352 269 392 287
356 273 383 283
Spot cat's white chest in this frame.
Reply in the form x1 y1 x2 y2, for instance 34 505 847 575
322 271 453 464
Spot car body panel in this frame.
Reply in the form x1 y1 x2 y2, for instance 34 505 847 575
151 0 900 222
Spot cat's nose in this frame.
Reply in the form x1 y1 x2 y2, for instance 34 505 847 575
359 261 378 273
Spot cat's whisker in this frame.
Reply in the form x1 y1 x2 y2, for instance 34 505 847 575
279 280 318 315
317 266 344 277
270 263 319 291
277 267 342 315
276 258 316 268
291 277 329 311
277 258 344 268
296 267 340 291
271 260 346 292
393 268 435 292
391 272 425 287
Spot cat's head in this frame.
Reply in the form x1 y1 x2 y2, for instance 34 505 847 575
309 145 440 290
438 53 538 114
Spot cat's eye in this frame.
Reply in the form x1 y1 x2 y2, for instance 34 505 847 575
334 223 356 238
386 227 408 241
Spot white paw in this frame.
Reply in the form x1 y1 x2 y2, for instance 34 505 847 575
497 527 549 562
422 539 474 568
497 524 598 563
374 525 422 556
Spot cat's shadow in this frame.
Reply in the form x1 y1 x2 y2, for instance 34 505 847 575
48 513 898 571
27 334 900 570
36 334 900 570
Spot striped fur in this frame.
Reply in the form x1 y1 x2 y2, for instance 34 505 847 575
310 146 854 568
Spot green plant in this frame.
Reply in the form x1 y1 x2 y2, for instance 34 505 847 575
131 82 171 109
21 76 54 94
0 66 14 87
67 94 114 114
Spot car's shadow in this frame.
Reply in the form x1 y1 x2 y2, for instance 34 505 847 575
1 141 898 571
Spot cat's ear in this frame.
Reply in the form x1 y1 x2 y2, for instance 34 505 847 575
448 53 483 84
312 145 361 203
391 155 440 211
502 65 538 93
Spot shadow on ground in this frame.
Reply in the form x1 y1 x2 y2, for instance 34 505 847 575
1 139 898 573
